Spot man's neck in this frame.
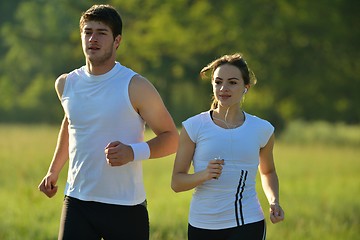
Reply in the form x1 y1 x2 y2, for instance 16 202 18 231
86 60 116 75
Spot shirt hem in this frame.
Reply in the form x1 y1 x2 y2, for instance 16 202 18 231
188 215 265 230
65 192 146 206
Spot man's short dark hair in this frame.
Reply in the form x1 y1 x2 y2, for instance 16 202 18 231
80 4 123 39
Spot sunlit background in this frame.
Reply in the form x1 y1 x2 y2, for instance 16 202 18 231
0 0 359 239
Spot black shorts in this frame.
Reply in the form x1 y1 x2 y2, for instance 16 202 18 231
58 196 149 240
188 220 266 240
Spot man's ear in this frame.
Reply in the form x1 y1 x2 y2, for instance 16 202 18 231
114 35 122 50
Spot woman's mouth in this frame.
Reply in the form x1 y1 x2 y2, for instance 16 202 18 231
219 94 231 100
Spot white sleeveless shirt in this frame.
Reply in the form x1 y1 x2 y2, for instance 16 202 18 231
61 62 146 205
183 111 274 229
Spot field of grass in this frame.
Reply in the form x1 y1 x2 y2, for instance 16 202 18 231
0 124 359 239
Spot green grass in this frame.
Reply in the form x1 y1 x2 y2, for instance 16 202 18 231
0 124 359 239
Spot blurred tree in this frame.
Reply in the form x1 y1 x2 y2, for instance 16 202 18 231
0 0 358 127
0 0 93 122
115 0 360 127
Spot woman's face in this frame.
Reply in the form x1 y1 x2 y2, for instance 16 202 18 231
212 64 247 108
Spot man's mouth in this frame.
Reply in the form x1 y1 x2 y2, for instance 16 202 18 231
88 45 100 50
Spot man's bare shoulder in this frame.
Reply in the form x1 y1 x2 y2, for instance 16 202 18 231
129 74 159 96
55 73 68 99
129 74 163 113
130 74 159 96
130 74 152 86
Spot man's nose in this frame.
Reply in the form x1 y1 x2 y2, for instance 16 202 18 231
89 33 98 42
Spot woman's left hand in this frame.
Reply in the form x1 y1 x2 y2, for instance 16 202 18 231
269 203 284 223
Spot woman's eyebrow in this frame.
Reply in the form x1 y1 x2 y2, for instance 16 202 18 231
214 77 240 80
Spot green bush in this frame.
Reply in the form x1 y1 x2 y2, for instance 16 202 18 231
279 120 360 147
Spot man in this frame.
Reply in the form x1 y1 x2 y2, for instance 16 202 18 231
38 4 179 239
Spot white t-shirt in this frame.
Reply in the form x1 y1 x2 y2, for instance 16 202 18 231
61 62 147 205
183 111 274 229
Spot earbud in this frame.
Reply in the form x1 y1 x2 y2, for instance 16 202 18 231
243 88 248 94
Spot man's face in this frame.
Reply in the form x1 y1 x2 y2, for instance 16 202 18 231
81 21 121 65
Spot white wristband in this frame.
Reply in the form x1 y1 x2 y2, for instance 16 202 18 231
129 142 150 161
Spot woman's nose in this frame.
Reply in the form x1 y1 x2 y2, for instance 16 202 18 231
220 84 228 91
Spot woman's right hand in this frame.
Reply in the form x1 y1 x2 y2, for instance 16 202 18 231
204 158 225 180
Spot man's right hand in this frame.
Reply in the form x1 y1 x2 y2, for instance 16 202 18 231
38 173 58 198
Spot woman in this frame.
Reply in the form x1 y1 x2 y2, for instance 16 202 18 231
171 53 284 240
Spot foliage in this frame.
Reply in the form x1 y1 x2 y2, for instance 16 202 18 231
0 0 359 127
279 120 360 147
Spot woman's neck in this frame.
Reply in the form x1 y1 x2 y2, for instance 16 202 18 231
212 107 245 129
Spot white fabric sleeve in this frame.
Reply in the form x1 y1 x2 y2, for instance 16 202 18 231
260 121 275 148
182 115 201 143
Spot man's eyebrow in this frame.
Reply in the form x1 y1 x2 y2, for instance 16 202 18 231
83 27 109 32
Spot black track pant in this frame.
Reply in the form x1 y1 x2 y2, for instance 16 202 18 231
188 220 266 240
58 196 149 240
